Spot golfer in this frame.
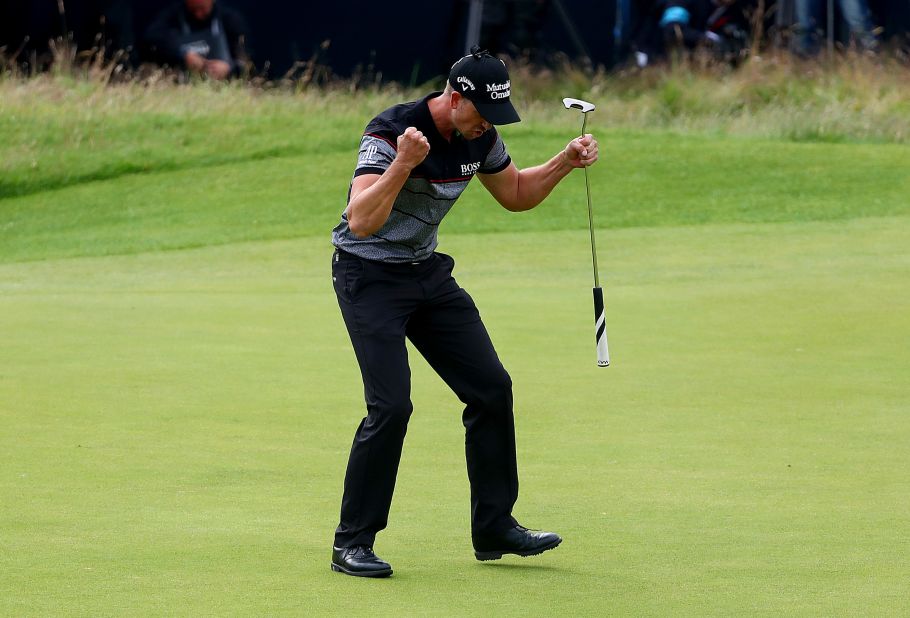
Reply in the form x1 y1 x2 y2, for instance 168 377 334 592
330 48 599 577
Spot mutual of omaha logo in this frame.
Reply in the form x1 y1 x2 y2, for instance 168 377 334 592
461 161 481 175
486 80 511 99
457 76 476 91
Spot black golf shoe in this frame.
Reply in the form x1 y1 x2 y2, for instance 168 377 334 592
331 545 393 578
472 524 562 561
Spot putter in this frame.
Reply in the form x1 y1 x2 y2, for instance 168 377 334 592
563 97 610 367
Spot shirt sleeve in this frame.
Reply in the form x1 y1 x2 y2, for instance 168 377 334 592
352 132 398 177
479 130 511 175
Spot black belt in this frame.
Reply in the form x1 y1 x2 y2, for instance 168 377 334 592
334 248 429 267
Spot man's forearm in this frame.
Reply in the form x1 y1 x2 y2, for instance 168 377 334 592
345 162 412 237
507 151 575 212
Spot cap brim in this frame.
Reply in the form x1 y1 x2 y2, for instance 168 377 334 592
474 100 521 125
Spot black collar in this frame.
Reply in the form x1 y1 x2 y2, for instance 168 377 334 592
414 91 460 147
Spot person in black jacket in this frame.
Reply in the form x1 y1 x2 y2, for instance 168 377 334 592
144 0 249 79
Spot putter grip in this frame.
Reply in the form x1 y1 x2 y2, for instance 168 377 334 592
593 287 610 367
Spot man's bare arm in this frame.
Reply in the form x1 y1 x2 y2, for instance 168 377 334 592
478 134 598 212
345 127 430 237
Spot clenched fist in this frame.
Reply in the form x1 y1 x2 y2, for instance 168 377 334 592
564 134 599 169
396 127 431 171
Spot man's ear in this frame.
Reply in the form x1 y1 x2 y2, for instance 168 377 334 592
450 90 461 109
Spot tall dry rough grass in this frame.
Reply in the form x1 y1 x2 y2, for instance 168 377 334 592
2 43 909 143
511 51 910 142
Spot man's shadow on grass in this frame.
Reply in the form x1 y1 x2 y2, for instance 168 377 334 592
475 562 570 573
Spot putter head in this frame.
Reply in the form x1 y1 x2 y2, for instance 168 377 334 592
563 97 595 113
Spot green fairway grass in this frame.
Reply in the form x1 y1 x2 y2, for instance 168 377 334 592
2 132 908 263
2 220 908 615
2 82 909 615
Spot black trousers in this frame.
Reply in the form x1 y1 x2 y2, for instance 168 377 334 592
331 249 519 548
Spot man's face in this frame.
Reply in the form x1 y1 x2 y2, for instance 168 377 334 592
185 0 214 21
452 93 492 140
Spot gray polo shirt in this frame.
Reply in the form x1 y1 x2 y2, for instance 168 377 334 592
331 92 512 263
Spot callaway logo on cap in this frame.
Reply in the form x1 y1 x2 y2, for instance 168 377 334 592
448 46 521 126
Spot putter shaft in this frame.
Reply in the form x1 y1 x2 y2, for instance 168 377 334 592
581 113 599 289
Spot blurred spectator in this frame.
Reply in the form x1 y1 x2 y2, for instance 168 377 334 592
633 0 752 66
144 0 249 79
794 0 878 55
